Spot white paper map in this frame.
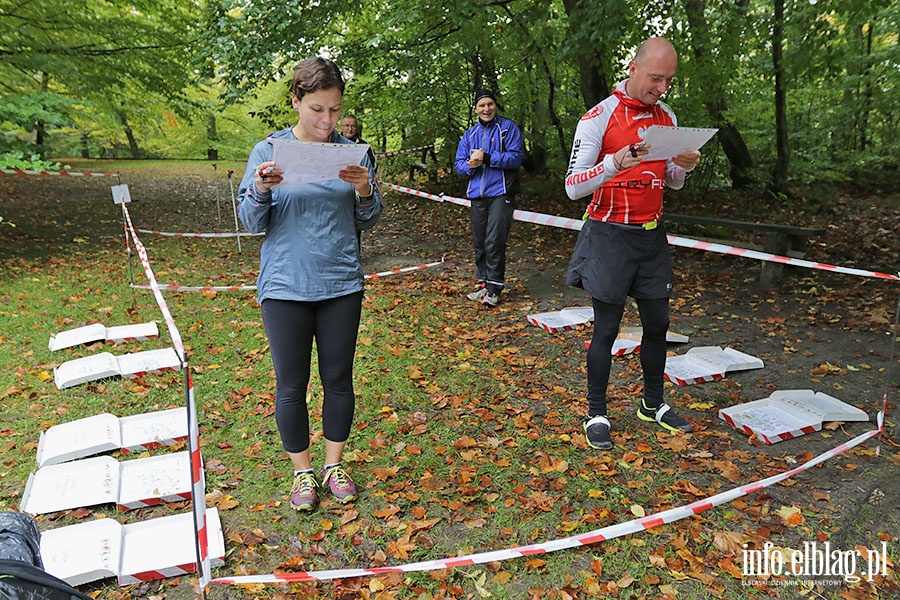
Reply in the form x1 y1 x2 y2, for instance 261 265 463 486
21 452 192 514
611 327 690 356
53 348 181 389
527 306 594 332
641 125 718 161
719 390 869 444
272 138 370 187
664 346 763 386
49 321 159 351
41 507 225 586
36 407 188 467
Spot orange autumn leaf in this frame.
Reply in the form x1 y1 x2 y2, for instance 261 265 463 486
539 455 569 474
452 435 478 449
386 536 417 559
776 505 805 527
372 466 401 480
524 558 546 569
713 531 746 555
492 571 512 585
372 505 401 519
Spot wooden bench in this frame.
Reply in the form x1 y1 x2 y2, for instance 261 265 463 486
664 213 826 287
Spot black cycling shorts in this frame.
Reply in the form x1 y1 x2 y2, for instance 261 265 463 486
566 219 673 303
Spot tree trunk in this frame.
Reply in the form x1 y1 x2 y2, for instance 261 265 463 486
80 133 90 159
500 3 569 164
206 113 218 161
859 23 873 151
769 0 790 196
562 0 609 109
118 111 141 159
35 72 48 154
683 0 756 188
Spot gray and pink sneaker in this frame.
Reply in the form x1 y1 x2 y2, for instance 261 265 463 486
290 472 318 511
322 464 357 504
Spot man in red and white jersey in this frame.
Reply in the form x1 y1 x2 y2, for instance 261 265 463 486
564 37 701 450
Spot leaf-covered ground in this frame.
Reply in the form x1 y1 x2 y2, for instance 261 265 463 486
0 161 897 600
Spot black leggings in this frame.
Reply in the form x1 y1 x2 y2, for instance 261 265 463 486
261 292 363 453
586 297 669 417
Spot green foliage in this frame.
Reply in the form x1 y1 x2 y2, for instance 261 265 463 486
0 0 203 158
2 0 898 184
0 150 69 171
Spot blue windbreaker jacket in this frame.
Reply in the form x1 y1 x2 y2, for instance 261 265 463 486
454 116 524 199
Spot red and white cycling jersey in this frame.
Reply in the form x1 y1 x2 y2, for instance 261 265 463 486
565 80 687 224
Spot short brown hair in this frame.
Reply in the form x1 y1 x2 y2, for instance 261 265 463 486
289 57 345 100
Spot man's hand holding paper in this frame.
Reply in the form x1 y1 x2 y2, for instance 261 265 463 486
640 125 717 162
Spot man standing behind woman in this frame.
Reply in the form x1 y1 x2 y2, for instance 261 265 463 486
238 57 383 511
454 89 524 307
564 37 700 450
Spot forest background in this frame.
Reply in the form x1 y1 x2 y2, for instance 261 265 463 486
1 0 898 196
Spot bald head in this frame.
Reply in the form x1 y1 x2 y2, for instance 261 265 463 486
634 37 678 67
626 37 678 105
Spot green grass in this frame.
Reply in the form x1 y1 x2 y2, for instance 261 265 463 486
0 161 895 600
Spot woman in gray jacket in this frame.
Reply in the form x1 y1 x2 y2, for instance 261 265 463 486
238 57 383 512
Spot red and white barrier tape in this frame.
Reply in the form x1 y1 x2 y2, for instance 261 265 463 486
382 182 449 204
365 259 445 279
130 261 445 292
375 144 435 159
666 236 900 281
120 203 211 587
1 168 118 177
383 182 900 283
212 413 883 586
137 229 264 238
131 284 258 292
121 204 187 357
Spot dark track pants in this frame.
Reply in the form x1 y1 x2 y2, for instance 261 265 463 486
470 195 514 294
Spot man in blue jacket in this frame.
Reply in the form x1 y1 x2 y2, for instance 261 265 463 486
454 89 524 307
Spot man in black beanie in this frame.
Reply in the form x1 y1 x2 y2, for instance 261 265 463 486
454 89 525 307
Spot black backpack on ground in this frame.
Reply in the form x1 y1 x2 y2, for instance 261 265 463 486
0 512 92 600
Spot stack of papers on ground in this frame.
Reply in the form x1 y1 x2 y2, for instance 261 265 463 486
40 507 225 586
53 348 181 389
527 306 594 333
49 322 159 351
583 328 690 355
37 407 188 467
664 346 763 386
719 389 869 444
21 452 192 515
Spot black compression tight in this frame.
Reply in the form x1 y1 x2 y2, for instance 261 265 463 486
261 292 363 453
586 297 670 417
